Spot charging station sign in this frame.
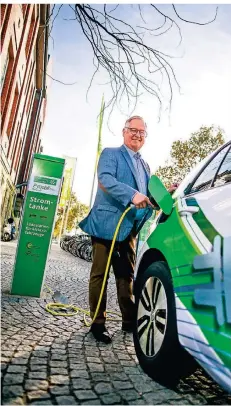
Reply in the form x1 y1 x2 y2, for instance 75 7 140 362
11 154 65 297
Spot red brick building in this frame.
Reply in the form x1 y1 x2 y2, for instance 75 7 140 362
1 4 50 228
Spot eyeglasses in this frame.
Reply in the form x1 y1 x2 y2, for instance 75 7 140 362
125 127 147 138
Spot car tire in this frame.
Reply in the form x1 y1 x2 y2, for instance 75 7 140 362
133 260 195 386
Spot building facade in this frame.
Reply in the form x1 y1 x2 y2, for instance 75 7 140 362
1 4 50 229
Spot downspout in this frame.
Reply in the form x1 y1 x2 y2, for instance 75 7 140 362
42 4 49 96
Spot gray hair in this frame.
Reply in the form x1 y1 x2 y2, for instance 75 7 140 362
124 116 147 129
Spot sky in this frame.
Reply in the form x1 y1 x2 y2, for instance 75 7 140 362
41 4 231 205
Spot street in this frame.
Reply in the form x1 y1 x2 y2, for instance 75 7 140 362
1 241 231 405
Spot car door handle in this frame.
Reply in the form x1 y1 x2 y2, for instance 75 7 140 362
178 206 199 216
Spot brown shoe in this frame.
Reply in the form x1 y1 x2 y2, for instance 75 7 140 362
90 323 112 344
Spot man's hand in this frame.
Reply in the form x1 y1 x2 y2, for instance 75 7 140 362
168 183 179 194
132 192 155 209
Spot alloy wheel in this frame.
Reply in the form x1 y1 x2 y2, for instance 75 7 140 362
137 276 167 357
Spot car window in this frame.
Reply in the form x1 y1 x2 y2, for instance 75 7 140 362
189 145 230 194
213 147 231 187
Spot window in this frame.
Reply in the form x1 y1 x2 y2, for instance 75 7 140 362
6 85 19 139
0 53 9 91
213 147 231 187
189 145 230 194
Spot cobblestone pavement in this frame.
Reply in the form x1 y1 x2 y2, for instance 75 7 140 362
1 241 231 405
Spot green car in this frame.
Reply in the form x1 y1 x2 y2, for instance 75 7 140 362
133 140 231 392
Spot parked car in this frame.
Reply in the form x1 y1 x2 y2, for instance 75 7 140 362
133 141 231 392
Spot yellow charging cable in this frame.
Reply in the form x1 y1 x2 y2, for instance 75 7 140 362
45 206 132 327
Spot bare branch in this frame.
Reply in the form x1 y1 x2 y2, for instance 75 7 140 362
172 5 218 25
45 4 218 120
46 72 78 86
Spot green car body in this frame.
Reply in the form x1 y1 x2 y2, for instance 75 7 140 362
134 141 231 392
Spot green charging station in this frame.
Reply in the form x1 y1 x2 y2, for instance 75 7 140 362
11 154 65 297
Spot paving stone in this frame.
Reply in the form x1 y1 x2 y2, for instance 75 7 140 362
55 396 76 405
4 373 24 384
86 356 102 363
25 380 49 391
53 338 68 344
109 372 129 381
7 365 27 374
28 371 48 380
132 381 153 393
70 369 89 379
30 358 47 365
1 345 17 351
50 368 68 375
68 354 85 361
143 390 182 404
2 397 24 405
70 362 87 370
1 350 15 357
51 354 67 361
30 365 47 372
112 380 133 390
120 389 141 401
1 356 11 363
123 366 140 375
88 363 104 372
14 351 30 359
91 373 110 382
74 390 98 401
101 357 118 364
2 385 24 398
120 359 136 366
116 353 131 360
72 378 92 390
81 401 101 405
100 393 122 405
94 382 114 394
104 364 121 373
32 351 49 358
50 385 70 396
16 345 33 352
27 391 51 401
34 346 50 352
50 375 70 385
49 361 67 368
52 344 66 350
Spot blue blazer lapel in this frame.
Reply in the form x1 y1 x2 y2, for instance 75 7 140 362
120 145 139 189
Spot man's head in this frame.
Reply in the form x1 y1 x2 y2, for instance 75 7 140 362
122 116 147 152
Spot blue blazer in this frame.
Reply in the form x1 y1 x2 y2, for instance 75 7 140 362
79 145 152 241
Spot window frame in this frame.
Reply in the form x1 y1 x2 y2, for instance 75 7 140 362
184 141 231 196
211 146 231 188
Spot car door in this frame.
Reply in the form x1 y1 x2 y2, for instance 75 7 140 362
172 142 231 391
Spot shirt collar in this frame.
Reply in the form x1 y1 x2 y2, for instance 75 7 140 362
124 144 141 159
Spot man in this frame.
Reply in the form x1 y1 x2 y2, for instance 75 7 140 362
80 116 157 343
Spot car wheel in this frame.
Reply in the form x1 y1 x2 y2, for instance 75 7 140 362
133 261 194 385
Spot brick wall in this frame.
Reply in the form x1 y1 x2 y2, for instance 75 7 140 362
0 4 50 226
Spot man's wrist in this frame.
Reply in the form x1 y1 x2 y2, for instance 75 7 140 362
131 191 139 203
